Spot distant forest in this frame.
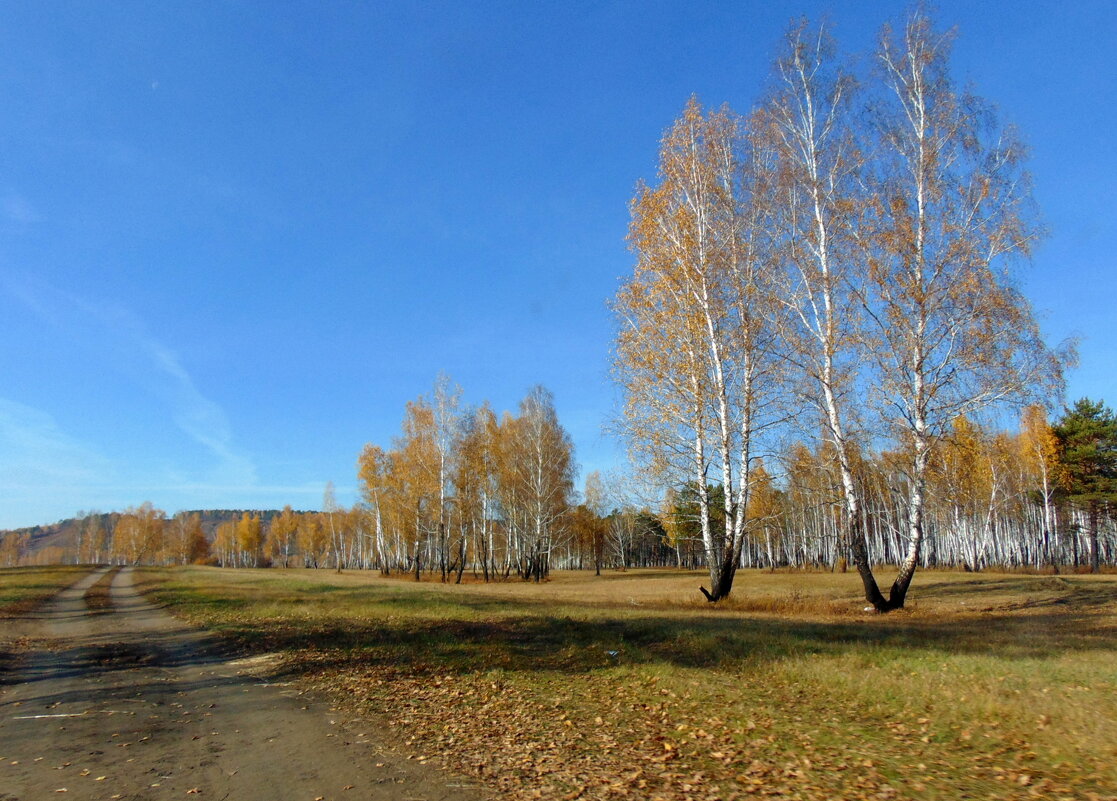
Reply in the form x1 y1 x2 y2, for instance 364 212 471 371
0 509 294 566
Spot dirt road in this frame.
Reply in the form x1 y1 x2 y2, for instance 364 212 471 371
0 568 482 801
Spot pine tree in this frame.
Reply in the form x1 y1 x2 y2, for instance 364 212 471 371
1054 398 1117 572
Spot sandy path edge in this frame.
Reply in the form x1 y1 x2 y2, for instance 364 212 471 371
0 567 484 801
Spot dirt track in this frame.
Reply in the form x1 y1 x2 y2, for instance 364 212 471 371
0 568 482 801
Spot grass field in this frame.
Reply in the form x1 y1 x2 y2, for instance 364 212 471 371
0 565 89 618
0 565 92 675
135 566 1117 800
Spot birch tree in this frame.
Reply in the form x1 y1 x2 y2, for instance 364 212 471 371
266 505 300 568
762 21 885 606
1019 405 1064 567
395 397 440 580
298 513 329 568
357 444 392 574
864 8 1065 607
432 373 463 580
454 404 498 582
499 386 575 581
83 513 107 564
613 98 775 601
112 503 164 566
235 512 263 567
582 470 608 574
323 481 343 572
166 511 205 565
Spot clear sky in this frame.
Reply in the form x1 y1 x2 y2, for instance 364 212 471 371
1 1 1113 529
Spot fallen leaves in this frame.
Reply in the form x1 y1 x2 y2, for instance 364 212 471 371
137 566 1117 801
290 653 1117 801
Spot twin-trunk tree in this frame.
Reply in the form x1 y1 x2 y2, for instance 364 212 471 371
612 10 1065 609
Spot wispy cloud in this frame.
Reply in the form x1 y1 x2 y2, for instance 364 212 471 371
3 275 258 490
139 337 258 486
0 398 110 485
0 398 116 525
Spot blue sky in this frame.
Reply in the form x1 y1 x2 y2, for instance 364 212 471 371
1 1 1113 528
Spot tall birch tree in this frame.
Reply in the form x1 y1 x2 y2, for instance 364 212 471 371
613 98 774 601
865 9 1065 607
762 21 886 607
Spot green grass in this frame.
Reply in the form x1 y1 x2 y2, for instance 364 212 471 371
0 565 89 617
137 566 1117 801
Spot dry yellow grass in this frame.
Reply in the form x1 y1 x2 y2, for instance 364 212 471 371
180 564 1117 619
140 566 1117 801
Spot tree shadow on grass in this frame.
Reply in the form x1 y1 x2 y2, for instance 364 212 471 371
131 572 1117 682
213 605 1117 681
913 576 1117 611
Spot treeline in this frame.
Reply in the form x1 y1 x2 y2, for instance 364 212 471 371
652 403 1116 574
0 509 292 568
567 403 1115 577
0 377 582 580
7 394 1111 582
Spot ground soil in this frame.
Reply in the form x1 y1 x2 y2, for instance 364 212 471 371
0 567 483 801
